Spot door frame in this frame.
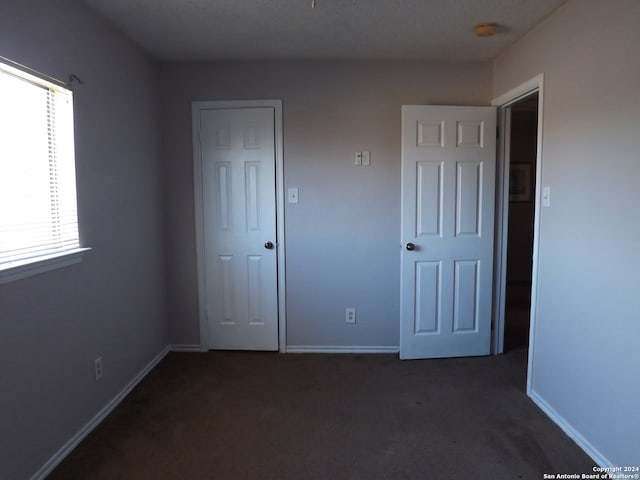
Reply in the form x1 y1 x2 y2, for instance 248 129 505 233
491 75 544 392
192 99 286 353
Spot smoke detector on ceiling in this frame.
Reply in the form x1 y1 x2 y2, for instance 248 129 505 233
474 23 498 37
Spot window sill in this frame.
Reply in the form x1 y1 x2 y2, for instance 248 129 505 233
0 248 92 285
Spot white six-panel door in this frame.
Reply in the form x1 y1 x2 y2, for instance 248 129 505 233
199 107 278 351
400 106 496 359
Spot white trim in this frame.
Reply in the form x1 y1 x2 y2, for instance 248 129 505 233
490 75 544 391
491 106 512 355
527 79 545 397
192 104 208 352
286 346 399 354
0 248 91 285
491 74 544 107
31 346 170 480
169 344 202 352
192 100 286 353
529 389 612 468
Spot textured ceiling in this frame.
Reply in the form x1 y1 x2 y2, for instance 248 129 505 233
82 0 566 62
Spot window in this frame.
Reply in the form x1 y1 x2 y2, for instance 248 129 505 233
0 60 85 282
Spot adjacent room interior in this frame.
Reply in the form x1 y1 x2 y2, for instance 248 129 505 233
504 93 538 352
1 1 638 478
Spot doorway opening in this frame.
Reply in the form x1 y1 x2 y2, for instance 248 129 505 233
492 74 544 393
503 93 538 352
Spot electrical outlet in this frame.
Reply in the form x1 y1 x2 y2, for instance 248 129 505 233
345 307 356 324
94 357 103 380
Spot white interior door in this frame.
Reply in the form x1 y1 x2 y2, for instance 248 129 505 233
400 105 496 359
199 107 278 351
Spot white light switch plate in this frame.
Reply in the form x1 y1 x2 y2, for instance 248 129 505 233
345 307 356 324
287 187 299 204
361 151 370 166
542 186 551 207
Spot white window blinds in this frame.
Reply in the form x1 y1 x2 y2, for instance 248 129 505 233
0 62 80 267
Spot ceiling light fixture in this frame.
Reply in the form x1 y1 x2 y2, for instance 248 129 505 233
474 23 498 37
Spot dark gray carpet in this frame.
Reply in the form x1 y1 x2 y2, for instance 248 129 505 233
48 348 594 479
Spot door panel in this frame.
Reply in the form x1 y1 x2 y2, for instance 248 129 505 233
415 261 441 334
456 162 482 236
200 107 278 351
401 105 496 359
416 161 443 236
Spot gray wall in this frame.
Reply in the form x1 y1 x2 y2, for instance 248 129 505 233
7 0 635 474
0 1 167 478
493 0 640 465
160 60 492 348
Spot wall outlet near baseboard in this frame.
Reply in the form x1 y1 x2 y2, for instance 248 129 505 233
94 357 103 380
345 307 356 324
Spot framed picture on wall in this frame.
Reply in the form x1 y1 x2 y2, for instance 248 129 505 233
509 163 532 202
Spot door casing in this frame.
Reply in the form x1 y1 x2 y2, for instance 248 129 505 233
491 74 544 396
192 99 286 353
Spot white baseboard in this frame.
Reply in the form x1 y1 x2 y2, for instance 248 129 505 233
171 344 400 354
529 389 613 468
169 344 202 352
31 346 170 480
286 345 399 354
